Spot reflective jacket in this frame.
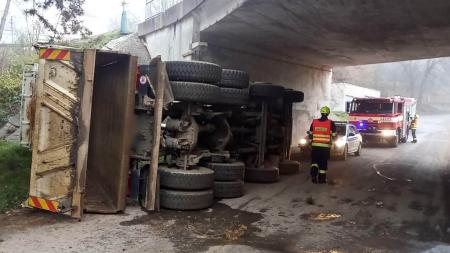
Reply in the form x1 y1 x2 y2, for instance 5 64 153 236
311 119 332 148
411 117 418 129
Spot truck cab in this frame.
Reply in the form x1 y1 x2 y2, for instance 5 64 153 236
348 96 416 147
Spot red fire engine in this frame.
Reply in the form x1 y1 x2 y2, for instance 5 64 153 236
349 96 416 147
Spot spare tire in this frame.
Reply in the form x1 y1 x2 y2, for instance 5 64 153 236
208 161 245 181
250 83 285 98
244 166 280 183
160 189 214 210
279 160 300 175
217 88 249 106
171 81 221 104
159 166 214 190
218 69 250 89
166 61 222 83
214 180 244 199
284 89 304 103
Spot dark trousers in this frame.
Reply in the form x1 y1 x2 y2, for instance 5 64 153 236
412 129 417 141
311 146 330 183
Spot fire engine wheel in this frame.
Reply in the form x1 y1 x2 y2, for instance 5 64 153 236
217 88 249 106
160 189 214 210
170 81 221 104
208 161 245 181
389 138 399 147
159 166 214 190
284 89 305 103
279 160 300 175
217 69 250 89
244 166 280 183
165 61 222 84
213 180 244 199
249 83 285 99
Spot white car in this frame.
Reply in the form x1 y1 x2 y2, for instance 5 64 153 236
298 122 362 160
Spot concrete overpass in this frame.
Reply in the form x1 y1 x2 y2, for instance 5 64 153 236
138 0 450 144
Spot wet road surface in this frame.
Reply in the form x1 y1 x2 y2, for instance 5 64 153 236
0 114 449 253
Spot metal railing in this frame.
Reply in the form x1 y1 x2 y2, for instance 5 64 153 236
145 0 183 19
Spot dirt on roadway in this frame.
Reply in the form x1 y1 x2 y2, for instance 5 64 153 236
1 114 450 253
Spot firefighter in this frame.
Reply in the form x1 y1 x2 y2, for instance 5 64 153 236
410 114 419 143
308 106 337 184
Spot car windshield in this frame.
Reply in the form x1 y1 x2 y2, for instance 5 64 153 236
336 124 346 136
351 101 393 114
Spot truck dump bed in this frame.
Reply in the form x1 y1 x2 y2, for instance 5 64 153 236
26 47 137 218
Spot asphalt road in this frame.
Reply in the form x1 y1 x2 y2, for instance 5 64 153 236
0 114 449 253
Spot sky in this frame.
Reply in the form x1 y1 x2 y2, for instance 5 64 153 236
0 0 145 43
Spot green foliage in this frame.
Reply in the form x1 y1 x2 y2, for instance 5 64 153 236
0 141 32 171
0 141 32 213
0 66 22 125
60 30 122 49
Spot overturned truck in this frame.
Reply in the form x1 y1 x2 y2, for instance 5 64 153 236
23 46 304 218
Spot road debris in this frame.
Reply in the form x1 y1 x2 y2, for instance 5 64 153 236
375 201 384 208
224 224 248 241
302 212 342 221
306 197 315 205
372 164 396 181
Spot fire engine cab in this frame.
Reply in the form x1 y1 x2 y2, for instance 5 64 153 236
349 96 416 147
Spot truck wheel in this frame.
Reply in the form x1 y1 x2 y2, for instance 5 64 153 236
208 161 245 181
249 83 285 99
244 166 280 183
165 61 222 83
159 166 214 190
355 143 362 156
213 180 244 199
217 88 249 106
218 69 249 89
171 81 221 104
400 130 408 143
279 160 300 175
160 189 214 210
284 89 304 103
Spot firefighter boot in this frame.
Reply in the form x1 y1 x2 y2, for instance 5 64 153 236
412 138 417 143
318 170 327 184
311 164 319 184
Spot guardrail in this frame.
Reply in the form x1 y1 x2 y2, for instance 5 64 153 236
145 0 183 19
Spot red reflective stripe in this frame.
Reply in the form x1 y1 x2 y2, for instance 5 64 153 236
46 200 57 212
56 50 68 60
30 196 42 208
41 49 53 59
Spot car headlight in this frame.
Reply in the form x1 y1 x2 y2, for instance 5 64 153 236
381 130 396 137
335 138 346 148
299 138 308 146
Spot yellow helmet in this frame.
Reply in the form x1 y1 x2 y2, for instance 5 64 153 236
415 114 419 118
320 106 331 114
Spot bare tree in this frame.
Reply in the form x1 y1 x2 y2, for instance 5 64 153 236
24 0 91 40
0 0 12 42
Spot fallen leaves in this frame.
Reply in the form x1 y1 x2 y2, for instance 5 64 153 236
302 212 342 221
224 224 248 241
